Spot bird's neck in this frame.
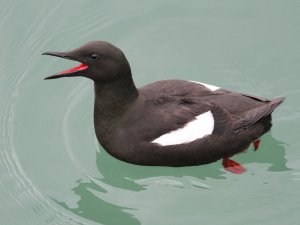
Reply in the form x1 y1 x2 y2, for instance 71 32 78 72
94 76 138 122
93 76 138 148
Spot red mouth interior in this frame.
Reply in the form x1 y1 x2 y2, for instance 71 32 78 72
58 64 88 75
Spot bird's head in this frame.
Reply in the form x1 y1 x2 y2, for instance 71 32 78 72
43 41 131 82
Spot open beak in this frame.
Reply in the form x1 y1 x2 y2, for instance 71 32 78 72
42 51 88 80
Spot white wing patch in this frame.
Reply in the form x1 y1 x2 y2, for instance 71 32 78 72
189 81 220 91
151 111 214 146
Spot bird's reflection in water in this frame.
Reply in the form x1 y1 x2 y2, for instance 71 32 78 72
56 133 289 225
54 179 141 225
95 133 290 187
233 133 290 172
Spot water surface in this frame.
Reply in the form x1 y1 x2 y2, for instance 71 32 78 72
0 1 299 224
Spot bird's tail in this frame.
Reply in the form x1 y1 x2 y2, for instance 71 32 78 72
269 97 286 110
236 97 285 132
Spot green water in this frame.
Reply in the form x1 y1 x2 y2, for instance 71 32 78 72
0 1 299 224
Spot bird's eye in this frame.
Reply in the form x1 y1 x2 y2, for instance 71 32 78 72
90 53 99 61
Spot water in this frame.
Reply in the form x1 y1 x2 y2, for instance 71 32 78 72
0 1 299 224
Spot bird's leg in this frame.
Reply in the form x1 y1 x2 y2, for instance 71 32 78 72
222 157 246 174
253 139 261 151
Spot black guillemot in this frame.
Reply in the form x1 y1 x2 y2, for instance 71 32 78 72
43 41 285 174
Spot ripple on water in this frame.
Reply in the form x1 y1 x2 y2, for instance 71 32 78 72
62 82 91 172
0 81 84 224
0 1 93 224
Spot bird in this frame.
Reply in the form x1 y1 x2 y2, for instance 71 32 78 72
42 41 285 174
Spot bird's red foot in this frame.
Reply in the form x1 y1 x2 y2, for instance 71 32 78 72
253 139 261 151
222 158 246 174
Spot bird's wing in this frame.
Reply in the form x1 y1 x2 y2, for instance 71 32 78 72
121 93 233 145
122 80 283 145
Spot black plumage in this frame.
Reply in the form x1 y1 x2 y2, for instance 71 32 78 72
43 41 284 169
